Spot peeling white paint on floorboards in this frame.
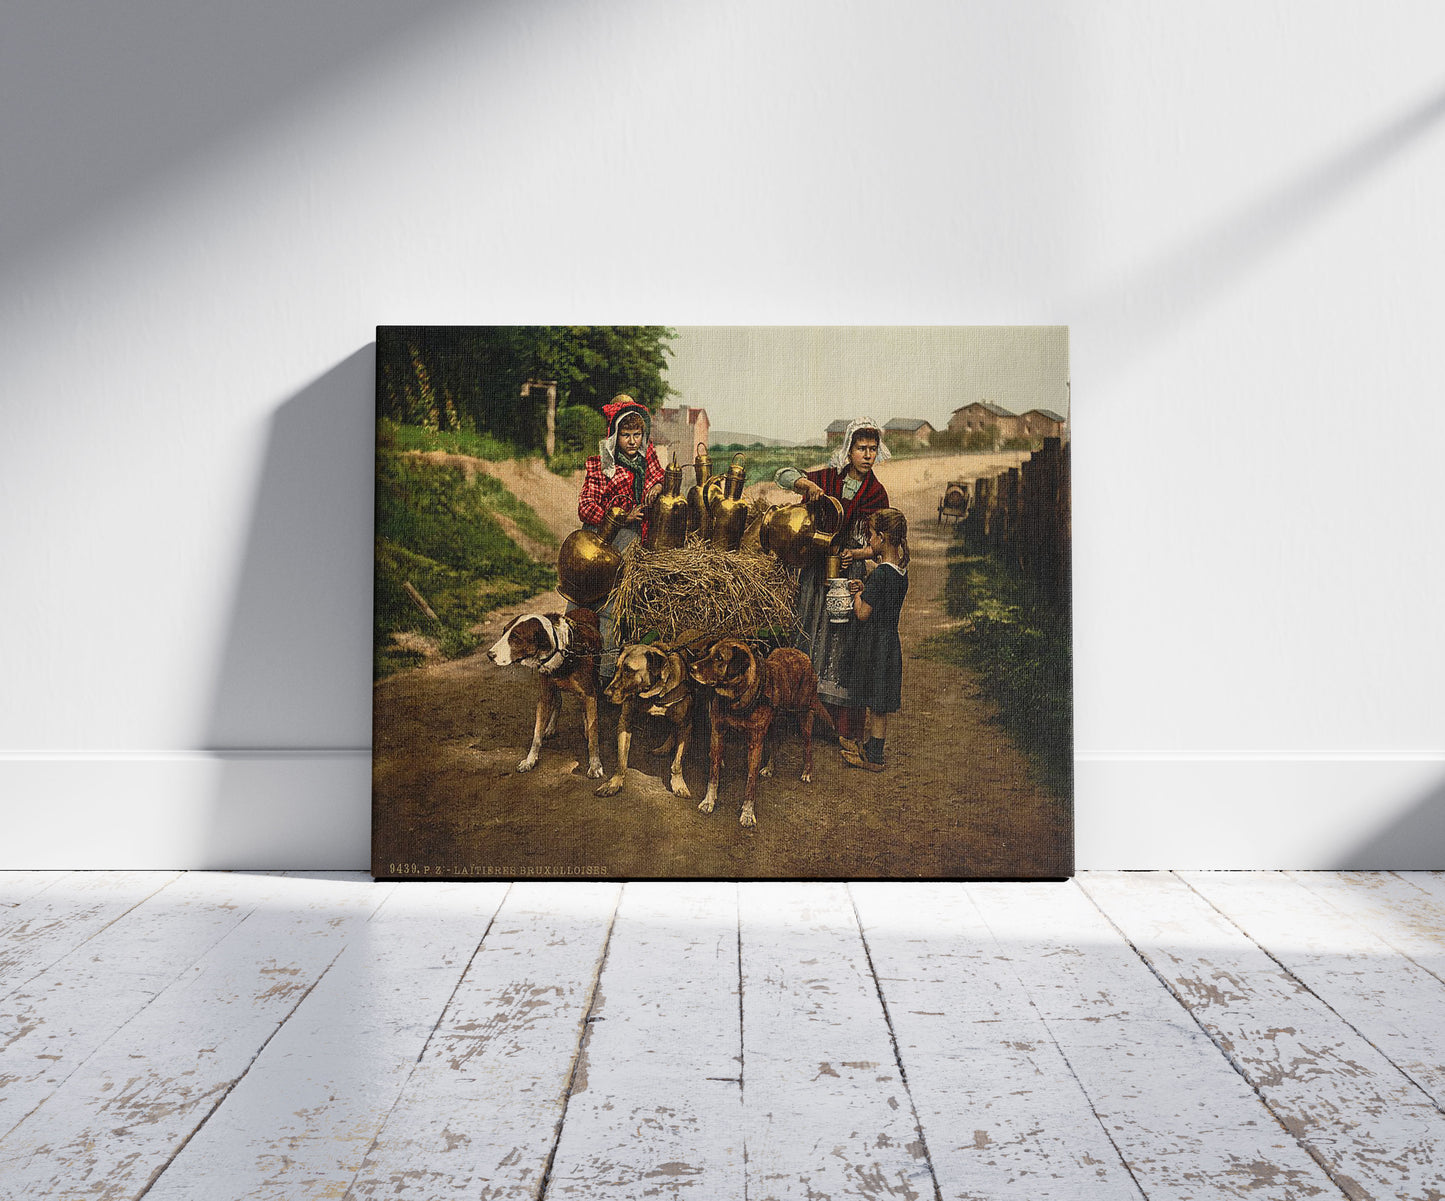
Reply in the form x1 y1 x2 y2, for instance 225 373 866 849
1082 872 1445 1199
852 882 1144 1199
543 882 743 1199
0 871 183 1001
738 883 937 1200
1 872 1444 1200
971 881 1342 1199
345 882 621 1199
0 871 292 1140
143 880 509 1200
0 873 387 1198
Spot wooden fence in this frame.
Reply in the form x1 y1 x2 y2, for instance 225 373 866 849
958 436 1071 608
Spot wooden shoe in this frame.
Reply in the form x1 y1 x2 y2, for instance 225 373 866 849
841 748 885 772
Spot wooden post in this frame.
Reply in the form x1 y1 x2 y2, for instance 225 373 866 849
521 379 559 457
544 380 557 457
1000 467 1021 565
402 581 441 625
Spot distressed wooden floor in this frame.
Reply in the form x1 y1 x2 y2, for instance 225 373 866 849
3 873 1445 1199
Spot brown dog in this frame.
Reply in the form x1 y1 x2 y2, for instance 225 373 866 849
689 639 833 828
487 610 603 779
595 643 695 800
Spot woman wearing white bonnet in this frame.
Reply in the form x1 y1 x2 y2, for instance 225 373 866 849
773 418 892 748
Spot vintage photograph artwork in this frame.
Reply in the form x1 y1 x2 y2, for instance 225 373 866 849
372 326 1072 880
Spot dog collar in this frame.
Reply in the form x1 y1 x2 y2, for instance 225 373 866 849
525 617 571 675
646 680 691 714
733 663 763 712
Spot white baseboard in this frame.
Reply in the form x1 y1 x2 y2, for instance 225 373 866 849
0 751 370 870
1076 753 1445 869
1 752 1442 871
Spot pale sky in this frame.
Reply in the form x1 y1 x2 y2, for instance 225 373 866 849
664 327 1069 445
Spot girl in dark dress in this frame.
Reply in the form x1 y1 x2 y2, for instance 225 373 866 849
839 509 909 771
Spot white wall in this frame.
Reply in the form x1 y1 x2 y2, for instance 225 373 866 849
3 0 1442 869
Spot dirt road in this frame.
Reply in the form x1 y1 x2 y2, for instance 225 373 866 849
373 451 1071 879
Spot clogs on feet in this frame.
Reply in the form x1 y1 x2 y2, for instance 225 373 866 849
841 747 885 773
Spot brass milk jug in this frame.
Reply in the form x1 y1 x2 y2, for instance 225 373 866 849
760 494 846 567
739 504 768 554
686 442 721 539
709 453 750 551
557 507 628 606
644 459 690 551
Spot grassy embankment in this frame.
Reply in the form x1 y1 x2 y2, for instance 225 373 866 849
922 532 1073 801
374 420 559 679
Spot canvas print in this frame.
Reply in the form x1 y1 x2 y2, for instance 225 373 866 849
372 326 1072 879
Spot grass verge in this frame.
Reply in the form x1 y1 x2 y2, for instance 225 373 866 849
374 442 556 679
381 418 516 461
921 535 1073 800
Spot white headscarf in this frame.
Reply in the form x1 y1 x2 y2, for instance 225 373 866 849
598 400 653 478
828 417 892 471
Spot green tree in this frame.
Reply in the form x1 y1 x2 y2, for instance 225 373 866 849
377 326 676 452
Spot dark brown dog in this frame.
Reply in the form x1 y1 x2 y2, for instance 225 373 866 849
689 639 833 828
487 610 603 779
595 643 695 800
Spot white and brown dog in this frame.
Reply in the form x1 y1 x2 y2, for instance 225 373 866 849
595 643 697 800
487 610 604 779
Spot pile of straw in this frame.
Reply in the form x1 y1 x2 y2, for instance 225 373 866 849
612 541 798 644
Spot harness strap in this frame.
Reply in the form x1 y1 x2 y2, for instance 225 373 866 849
522 616 571 675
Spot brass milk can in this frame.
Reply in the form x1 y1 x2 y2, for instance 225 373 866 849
739 504 768 554
644 457 690 551
760 494 846 567
557 507 628 606
686 442 722 539
709 453 750 551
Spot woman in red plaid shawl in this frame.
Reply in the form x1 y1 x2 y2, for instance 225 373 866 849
774 417 891 749
575 396 665 680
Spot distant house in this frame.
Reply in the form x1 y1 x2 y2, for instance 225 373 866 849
947 402 1022 447
823 418 851 448
883 417 934 448
1020 408 1067 440
652 404 710 464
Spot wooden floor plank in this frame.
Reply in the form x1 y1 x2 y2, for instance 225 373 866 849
0 871 69 908
1085 871 1445 1200
345 882 620 1200
1184 871 1445 1113
141 881 510 1200
543 882 744 1198
0 873 389 1199
0 871 183 1000
973 880 1341 1200
0 872 300 1141
739 882 937 1201
851 882 1144 1200
1287 872 1445 977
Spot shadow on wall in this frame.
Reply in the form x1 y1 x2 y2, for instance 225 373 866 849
1336 772 1445 871
201 347 376 869
0 0 472 282
1078 83 1445 377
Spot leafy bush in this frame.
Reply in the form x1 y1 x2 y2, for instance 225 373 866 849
555 404 605 453
547 449 591 476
